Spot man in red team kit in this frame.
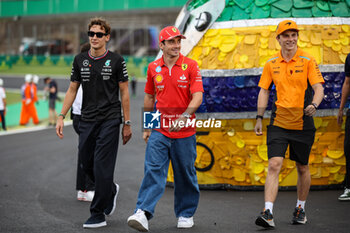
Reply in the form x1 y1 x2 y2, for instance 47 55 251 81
127 26 203 232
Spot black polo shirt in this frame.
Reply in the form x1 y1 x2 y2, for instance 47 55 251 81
70 50 128 121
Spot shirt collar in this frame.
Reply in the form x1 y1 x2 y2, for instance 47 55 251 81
88 49 109 60
160 53 184 67
278 48 300 63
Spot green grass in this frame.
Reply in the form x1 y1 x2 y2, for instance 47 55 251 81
0 65 71 76
6 91 45 105
5 92 22 105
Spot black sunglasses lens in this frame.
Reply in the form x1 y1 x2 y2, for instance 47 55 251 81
88 31 106 38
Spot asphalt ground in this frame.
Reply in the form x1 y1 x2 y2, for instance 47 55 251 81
0 81 349 233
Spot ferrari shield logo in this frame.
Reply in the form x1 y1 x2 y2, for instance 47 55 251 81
182 64 188 71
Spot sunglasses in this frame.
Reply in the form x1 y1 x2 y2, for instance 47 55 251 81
87 31 108 38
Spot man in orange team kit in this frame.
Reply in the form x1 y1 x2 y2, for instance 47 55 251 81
20 74 39 125
254 20 324 229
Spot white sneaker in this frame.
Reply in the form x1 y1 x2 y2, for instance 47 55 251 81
127 209 149 232
338 188 350 201
177 216 194 228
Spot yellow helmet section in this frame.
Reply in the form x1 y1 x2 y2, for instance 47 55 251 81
188 24 350 69
167 117 346 187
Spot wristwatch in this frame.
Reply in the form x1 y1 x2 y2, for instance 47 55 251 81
182 112 191 119
124 120 131 126
58 113 66 119
256 115 263 120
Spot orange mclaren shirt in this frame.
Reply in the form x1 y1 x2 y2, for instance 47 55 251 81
258 48 324 130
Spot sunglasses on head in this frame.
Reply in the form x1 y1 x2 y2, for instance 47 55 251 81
87 31 108 38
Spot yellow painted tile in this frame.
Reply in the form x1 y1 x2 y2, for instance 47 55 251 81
239 54 248 63
332 43 342 52
261 29 270 37
297 40 308 48
299 31 310 42
341 25 349 32
310 32 322 45
323 40 333 48
205 29 218 37
340 36 349 46
244 35 257 45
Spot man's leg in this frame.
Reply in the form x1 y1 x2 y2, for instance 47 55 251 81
135 130 171 218
296 162 311 202
171 134 199 218
0 110 6 130
265 157 284 204
344 114 350 189
339 114 350 201
19 102 29 125
90 119 120 217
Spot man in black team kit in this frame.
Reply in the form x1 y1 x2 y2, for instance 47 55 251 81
56 17 132 228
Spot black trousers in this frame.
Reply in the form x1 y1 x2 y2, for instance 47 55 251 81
344 113 350 188
73 115 94 191
79 118 120 217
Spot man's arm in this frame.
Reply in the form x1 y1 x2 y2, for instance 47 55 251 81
143 93 156 143
50 86 57 94
255 88 270 136
56 81 79 139
338 77 350 125
304 83 324 116
119 81 132 145
169 91 203 132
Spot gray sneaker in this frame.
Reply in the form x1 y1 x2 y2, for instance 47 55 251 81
292 206 307 224
338 188 350 201
255 209 275 228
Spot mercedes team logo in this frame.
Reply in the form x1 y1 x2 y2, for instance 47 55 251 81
83 59 89 67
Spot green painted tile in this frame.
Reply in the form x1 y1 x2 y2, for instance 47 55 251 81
292 7 312 17
271 5 292 17
231 5 250 20
255 0 269 7
272 0 293 12
217 6 234 21
329 1 350 17
293 0 314 9
312 5 332 17
233 0 253 9
316 0 330 11
251 4 270 18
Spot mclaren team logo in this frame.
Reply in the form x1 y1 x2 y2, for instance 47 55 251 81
155 74 163 83
182 64 188 71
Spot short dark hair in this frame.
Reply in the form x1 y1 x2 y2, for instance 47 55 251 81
43 77 50 84
88 17 111 35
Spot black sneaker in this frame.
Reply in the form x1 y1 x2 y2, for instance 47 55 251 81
104 183 119 216
292 206 307 224
255 209 275 228
83 215 107 228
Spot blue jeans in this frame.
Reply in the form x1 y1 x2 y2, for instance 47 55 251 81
136 130 200 219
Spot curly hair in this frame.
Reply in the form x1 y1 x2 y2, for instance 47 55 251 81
88 17 111 35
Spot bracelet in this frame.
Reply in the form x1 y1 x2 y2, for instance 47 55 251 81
58 113 66 119
311 103 318 109
256 115 263 120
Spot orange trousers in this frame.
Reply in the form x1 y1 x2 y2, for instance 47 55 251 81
19 100 39 125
